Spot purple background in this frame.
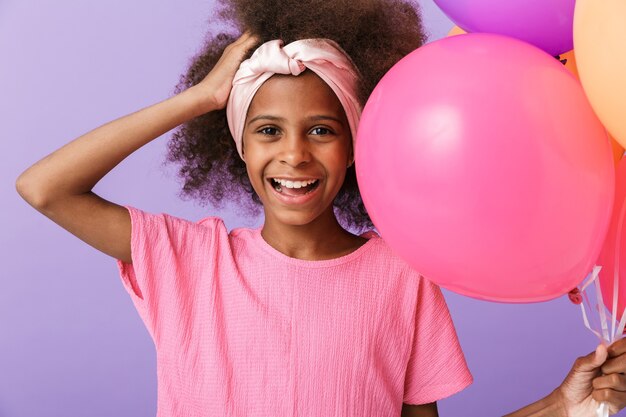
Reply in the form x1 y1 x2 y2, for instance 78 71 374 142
2 1 614 416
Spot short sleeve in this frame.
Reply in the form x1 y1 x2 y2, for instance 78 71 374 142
403 275 473 405
115 205 221 341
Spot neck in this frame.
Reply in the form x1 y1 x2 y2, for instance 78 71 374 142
261 206 365 261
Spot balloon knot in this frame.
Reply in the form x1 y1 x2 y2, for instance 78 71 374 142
568 288 583 305
553 55 568 65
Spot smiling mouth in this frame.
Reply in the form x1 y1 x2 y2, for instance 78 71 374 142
269 178 320 196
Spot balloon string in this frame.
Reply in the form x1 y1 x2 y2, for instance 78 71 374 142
617 306 626 341
580 267 607 342
595 268 611 343
578 267 609 417
595 271 611 417
581 295 603 341
581 266 601 292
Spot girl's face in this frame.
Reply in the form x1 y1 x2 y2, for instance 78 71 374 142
242 70 353 227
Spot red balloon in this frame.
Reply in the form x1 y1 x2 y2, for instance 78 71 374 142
598 158 626 314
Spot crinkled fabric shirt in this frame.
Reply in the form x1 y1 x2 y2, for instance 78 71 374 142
115 205 473 417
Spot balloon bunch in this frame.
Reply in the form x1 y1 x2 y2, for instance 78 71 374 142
355 2 626 413
357 30 614 301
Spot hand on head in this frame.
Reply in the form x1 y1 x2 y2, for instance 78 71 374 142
196 31 260 112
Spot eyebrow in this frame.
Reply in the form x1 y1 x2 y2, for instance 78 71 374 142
246 114 344 126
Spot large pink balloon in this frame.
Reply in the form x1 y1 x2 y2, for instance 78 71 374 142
598 158 626 314
356 33 615 303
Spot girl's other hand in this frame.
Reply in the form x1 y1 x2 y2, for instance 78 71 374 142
194 31 260 113
557 338 626 416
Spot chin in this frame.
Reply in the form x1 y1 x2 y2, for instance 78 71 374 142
271 210 323 227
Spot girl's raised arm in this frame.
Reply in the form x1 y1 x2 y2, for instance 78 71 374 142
15 31 259 264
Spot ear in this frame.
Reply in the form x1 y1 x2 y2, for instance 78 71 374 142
347 149 354 168
347 136 355 167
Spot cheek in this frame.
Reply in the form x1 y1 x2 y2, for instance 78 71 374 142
325 154 349 186
323 143 350 168
242 145 271 190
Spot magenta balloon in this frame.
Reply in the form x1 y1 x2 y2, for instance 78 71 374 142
598 158 626 314
433 0 575 56
355 33 614 303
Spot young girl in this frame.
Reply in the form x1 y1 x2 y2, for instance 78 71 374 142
15 0 626 416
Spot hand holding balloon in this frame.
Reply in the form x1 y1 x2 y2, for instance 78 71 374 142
556 340 626 416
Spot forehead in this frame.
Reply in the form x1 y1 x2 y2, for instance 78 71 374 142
247 70 346 120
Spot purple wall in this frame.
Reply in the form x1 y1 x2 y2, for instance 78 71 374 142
2 1 613 416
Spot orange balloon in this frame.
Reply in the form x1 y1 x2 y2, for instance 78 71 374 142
611 137 625 164
574 0 626 149
447 26 466 37
558 50 578 77
557 50 625 165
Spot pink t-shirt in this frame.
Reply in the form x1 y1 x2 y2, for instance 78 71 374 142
116 205 472 417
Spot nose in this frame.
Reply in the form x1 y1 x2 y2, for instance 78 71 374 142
279 132 312 167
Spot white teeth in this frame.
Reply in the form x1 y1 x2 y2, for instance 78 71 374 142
272 178 318 189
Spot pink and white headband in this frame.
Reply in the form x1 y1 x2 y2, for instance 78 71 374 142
226 38 362 160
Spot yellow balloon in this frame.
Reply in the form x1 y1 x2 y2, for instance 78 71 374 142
574 0 626 149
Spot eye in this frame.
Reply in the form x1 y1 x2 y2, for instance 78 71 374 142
310 127 332 135
258 126 279 136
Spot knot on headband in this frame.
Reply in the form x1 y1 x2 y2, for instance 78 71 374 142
235 40 307 80
226 38 362 160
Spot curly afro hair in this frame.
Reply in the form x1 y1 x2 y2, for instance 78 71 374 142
164 0 427 232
